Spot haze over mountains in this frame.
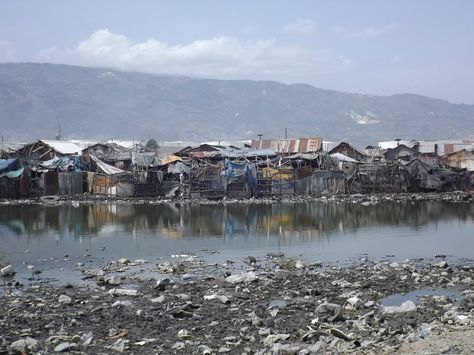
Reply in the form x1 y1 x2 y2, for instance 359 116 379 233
0 63 473 147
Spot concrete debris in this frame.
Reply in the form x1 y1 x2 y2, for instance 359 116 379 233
108 288 139 296
225 271 258 284
2 252 474 354
58 295 72 304
1 265 15 277
383 300 417 314
9 337 39 353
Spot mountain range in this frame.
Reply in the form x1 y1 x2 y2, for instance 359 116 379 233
0 63 473 147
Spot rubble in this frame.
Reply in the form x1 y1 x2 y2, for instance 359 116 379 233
1 253 474 354
0 265 15 277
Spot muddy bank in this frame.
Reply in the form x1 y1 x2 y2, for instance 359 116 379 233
1 254 474 354
0 191 473 207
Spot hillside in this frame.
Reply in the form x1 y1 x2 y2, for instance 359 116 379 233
0 63 473 146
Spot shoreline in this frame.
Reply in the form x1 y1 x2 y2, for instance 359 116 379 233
0 191 473 206
1 254 474 354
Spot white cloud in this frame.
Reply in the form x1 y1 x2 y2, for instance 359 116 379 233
283 19 316 35
334 24 397 39
0 40 16 62
35 29 351 81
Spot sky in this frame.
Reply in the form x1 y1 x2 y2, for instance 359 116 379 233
0 0 473 104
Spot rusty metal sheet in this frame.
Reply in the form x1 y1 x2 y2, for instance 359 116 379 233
251 137 322 153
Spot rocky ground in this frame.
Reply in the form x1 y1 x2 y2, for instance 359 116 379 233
1 253 474 354
0 191 473 207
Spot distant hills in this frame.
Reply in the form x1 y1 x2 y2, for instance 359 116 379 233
0 63 473 146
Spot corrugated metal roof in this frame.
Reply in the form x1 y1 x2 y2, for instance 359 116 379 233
106 140 137 149
157 153 182 165
250 137 322 153
223 148 276 158
0 143 26 153
330 152 358 162
40 140 83 155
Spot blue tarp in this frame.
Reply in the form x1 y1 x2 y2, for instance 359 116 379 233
0 159 20 173
3 168 24 179
224 160 257 194
40 156 82 172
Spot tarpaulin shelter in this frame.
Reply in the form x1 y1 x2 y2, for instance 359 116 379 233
224 160 257 197
0 159 29 198
89 155 133 197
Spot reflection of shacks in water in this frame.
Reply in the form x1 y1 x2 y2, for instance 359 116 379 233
2 201 473 241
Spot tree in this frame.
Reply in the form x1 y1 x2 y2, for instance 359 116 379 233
145 138 159 150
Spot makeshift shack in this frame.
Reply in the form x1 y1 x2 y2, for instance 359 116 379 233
88 155 133 197
190 165 225 199
328 142 367 162
27 157 83 196
257 166 295 196
294 167 345 195
223 160 257 198
0 159 29 198
15 140 82 162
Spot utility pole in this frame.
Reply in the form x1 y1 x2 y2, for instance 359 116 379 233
56 124 62 140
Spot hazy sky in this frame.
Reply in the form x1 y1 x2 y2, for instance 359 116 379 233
1 0 473 104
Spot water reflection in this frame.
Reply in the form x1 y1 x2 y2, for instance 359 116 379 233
0 201 473 240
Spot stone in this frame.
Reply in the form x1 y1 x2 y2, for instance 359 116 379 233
383 300 416 314
54 342 71 352
330 328 351 341
435 261 449 268
347 296 362 308
150 295 166 304
112 300 133 308
171 341 185 350
133 259 149 265
108 288 138 296
263 334 290 346
155 277 171 290
177 329 190 338
245 256 257 264
80 332 93 346
176 293 191 301
106 276 121 285
117 258 130 265
1 264 15 276
295 260 305 269
364 300 375 307
315 303 344 322
109 338 127 352
218 295 231 304
197 345 213 354
10 337 39 352
58 295 72 304
225 271 257 284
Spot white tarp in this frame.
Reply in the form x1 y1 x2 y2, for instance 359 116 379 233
90 155 128 175
330 152 358 163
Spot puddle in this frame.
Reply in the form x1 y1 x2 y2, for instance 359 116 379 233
382 287 461 307
269 299 288 308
